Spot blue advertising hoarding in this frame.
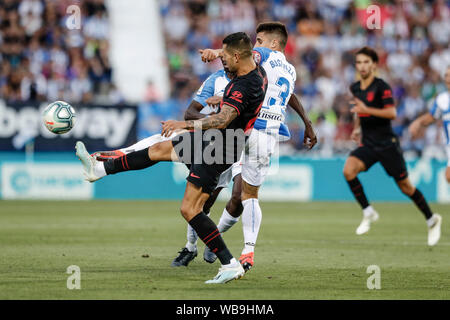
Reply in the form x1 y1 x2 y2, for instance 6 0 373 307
1 152 448 203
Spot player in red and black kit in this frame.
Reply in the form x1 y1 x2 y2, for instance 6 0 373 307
75 32 267 283
343 47 441 246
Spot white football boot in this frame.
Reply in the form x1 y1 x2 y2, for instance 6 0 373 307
75 141 101 182
205 259 245 284
427 214 442 246
356 209 379 235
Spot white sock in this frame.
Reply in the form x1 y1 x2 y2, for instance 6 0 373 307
217 208 240 233
363 205 375 218
94 161 107 178
185 224 198 252
241 198 262 255
427 214 436 228
222 257 239 268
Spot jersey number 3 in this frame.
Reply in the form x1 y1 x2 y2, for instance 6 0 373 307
268 77 290 107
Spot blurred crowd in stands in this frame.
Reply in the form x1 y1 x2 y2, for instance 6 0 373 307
1 0 450 157
155 0 450 157
0 0 122 105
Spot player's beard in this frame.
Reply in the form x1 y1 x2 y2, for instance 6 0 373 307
360 70 372 80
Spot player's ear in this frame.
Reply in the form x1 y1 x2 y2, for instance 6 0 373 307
271 39 278 50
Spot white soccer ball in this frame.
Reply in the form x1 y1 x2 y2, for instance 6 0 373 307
42 101 76 134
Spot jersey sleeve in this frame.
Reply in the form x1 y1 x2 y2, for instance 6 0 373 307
192 73 216 107
252 47 271 65
429 99 442 119
221 83 247 115
379 81 395 108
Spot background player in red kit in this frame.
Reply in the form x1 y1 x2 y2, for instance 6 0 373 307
343 47 442 246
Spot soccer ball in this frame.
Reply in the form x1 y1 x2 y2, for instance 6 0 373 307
42 101 76 134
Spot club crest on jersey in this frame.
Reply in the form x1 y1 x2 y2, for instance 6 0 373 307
232 91 243 99
366 91 375 102
253 51 261 64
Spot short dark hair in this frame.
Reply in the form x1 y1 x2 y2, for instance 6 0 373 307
355 46 379 63
222 32 253 58
256 21 288 49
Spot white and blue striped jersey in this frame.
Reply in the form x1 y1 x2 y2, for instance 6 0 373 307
193 69 231 115
252 47 296 140
430 91 450 145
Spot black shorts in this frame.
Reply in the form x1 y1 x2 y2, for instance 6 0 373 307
350 142 408 181
171 131 233 195
186 163 231 195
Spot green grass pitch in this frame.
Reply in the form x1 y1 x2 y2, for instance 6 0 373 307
0 200 448 299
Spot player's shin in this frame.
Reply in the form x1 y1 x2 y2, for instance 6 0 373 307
103 148 158 175
409 188 433 220
241 198 262 254
346 177 370 209
188 212 234 265
185 211 209 251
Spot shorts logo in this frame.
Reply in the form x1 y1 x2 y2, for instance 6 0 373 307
190 173 201 179
366 91 375 102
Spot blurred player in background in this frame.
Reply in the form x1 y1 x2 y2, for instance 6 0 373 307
198 22 317 271
344 47 442 246
409 66 450 183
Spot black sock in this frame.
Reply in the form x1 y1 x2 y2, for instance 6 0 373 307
346 178 370 209
104 148 157 175
189 212 233 265
410 189 433 220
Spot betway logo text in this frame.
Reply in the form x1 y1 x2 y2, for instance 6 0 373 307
0 101 135 148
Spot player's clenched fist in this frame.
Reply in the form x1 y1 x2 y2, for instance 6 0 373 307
199 49 221 62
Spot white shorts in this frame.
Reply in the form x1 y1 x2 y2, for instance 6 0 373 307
120 132 182 154
216 161 242 189
241 129 278 187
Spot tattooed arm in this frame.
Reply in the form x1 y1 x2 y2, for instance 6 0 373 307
161 105 238 137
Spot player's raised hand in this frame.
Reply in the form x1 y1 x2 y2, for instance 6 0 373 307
161 120 186 137
205 95 222 106
199 49 221 63
303 125 317 150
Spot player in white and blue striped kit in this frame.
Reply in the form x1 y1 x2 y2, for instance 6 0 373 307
410 65 450 183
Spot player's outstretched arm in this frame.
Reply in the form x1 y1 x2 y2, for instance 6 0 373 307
288 94 317 149
184 100 209 120
161 105 238 137
350 97 397 119
199 49 222 62
409 112 435 139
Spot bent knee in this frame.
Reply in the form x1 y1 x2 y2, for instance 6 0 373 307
398 181 415 195
343 166 358 180
180 205 196 221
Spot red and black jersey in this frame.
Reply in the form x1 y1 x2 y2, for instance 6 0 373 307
350 77 396 149
221 64 267 133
